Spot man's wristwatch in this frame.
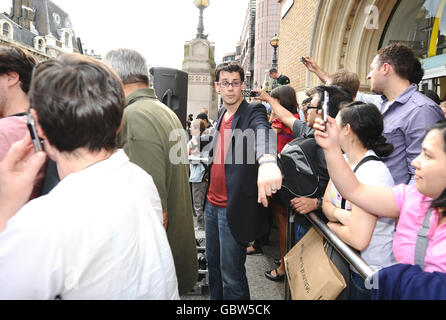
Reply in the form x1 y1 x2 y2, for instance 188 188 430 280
258 154 277 165
316 197 323 210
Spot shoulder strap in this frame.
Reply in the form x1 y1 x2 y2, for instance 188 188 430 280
352 155 380 173
340 155 380 209
414 209 433 271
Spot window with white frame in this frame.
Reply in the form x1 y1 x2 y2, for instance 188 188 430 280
1 21 13 40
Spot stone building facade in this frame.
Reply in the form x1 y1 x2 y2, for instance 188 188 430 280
239 0 257 88
0 0 80 60
253 0 281 89
183 34 219 121
279 0 446 100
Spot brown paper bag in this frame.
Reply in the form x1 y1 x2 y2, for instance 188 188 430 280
284 227 346 300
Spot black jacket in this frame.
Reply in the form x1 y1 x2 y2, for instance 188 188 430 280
201 100 277 243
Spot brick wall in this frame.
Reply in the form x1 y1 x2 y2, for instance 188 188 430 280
278 0 318 93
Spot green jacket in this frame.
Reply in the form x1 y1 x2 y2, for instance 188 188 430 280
119 88 198 295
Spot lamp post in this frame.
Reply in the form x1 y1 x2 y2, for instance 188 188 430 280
194 0 210 39
245 70 251 90
270 34 279 68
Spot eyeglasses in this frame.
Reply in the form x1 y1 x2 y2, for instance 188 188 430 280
306 106 320 110
218 81 242 88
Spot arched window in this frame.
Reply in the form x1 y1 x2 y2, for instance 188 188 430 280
2 23 10 38
380 0 446 59
38 39 44 51
64 32 70 48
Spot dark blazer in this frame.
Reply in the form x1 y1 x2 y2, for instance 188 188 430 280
204 100 277 243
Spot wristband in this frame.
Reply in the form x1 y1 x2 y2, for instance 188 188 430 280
258 157 277 165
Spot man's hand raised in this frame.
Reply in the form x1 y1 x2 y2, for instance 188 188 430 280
0 131 46 231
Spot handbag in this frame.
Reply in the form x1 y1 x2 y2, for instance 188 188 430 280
284 227 347 300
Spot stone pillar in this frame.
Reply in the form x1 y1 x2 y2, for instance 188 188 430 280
182 38 219 121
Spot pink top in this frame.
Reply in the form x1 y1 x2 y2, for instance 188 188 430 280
0 115 46 200
392 184 446 273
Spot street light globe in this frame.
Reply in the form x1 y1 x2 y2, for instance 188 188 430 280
270 34 280 48
194 0 209 8
245 70 251 78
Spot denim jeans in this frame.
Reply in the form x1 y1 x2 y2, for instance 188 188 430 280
349 271 371 300
204 200 250 300
293 221 309 245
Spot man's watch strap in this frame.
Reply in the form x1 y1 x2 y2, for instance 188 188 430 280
317 197 323 209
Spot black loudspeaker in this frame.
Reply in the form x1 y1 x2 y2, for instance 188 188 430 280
149 67 188 128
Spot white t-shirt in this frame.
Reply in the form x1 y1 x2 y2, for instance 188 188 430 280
356 92 383 108
0 150 179 300
329 150 396 271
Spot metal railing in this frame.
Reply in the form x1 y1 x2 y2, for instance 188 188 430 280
285 209 376 300
304 212 375 280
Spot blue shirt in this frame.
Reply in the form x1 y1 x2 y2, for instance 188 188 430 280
371 264 446 300
380 84 444 185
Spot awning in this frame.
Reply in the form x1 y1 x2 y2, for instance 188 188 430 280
422 53 446 80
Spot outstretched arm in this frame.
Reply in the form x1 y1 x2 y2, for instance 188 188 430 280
0 132 46 231
313 116 399 218
253 89 297 131
302 56 329 84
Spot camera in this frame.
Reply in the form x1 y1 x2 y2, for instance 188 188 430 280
300 57 307 63
249 91 260 97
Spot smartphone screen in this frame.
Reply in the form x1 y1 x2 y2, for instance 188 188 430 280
322 91 329 124
27 113 43 152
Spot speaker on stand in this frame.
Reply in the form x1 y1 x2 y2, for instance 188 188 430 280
149 67 189 128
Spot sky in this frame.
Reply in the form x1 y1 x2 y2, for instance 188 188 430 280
0 0 248 69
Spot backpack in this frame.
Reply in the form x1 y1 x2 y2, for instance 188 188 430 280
276 137 328 208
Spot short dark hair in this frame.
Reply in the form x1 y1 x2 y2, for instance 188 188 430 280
410 58 424 85
0 44 37 93
29 54 125 152
302 97 312 105
339 101 394 157
215 62 244 82
270 85 298 114
269 68 278 74
377 43 420 82
314 85 353 118
196 112 209 122
422 89 441 105
328 69 360 98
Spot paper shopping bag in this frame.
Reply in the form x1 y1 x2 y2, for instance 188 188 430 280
284 227 346 300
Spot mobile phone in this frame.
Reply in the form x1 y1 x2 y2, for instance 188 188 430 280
322 91 329 125
300 57 307 63
27 113 43 152
249 91 260 97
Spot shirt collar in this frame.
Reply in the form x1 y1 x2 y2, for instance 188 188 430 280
125 88 158 107
381 83 417 107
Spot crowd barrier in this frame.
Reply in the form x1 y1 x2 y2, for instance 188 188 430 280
285 208 375 300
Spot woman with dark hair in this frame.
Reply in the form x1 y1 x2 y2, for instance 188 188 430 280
315 111 446 297
269 85 300 153
321 102 396 299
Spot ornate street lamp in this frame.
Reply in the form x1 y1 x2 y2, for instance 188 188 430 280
245 70 251 90
270 34 280 68
194 0 210 39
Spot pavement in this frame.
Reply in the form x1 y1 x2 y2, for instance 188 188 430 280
181 219 285 300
